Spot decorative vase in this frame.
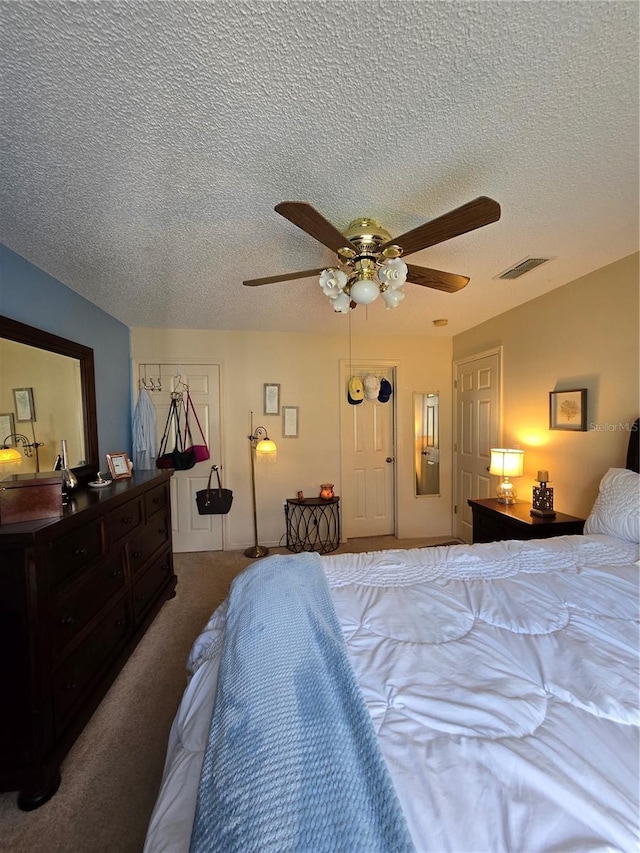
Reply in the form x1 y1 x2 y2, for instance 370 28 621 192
60 439 78 497
319 483 334 500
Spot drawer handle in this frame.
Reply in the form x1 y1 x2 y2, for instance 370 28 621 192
64 682 78 691
115 618 127 627
152 497 160 505
74 547 88 558
158 527 166 536
110 569 123 577
121 516 133 524
136 594 147 602
132 551 143 559
60 615 74 626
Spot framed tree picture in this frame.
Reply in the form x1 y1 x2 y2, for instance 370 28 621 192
549 389 587 431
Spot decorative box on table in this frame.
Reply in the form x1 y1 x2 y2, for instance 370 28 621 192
0 472 62 525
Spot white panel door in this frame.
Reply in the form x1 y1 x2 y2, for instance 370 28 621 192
453 351 501 543
340 364 395 538
140 363 223 553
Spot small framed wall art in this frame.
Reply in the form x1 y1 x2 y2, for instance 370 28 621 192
263 383 280 416
549 388 587 431
106 451 132 479
0 412 16 443
13 387 36 422
282 406 299 438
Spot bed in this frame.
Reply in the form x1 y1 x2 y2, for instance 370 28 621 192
144 461 639 853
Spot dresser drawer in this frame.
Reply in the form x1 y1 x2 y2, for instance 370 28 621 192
53 596 131 734
108 497 143 544
132 550 173 624
145 483 168 519
48 519 105 591
128 514 170 576
50 553 126 658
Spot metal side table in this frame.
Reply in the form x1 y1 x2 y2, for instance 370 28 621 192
285 496 340 553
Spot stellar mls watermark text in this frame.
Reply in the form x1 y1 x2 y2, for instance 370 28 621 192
589 422 638 432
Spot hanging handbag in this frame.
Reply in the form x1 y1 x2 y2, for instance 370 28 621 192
184 391 210 463
196 465 233 515
156 397 197 471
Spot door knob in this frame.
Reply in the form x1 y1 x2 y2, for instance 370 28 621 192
385 457 394 463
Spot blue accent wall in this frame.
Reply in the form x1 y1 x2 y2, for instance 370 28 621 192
0 244 132 463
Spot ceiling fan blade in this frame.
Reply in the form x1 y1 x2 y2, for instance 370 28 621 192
381 197 501 258
405 264 470 293
274 202 358 253
243 268 325 287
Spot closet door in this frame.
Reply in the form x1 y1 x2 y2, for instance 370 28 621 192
140 363 223 552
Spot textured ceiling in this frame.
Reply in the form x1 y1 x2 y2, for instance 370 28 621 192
1 1 638 337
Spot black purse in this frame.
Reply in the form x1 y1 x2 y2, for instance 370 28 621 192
156 396 197 471
196 465 233 515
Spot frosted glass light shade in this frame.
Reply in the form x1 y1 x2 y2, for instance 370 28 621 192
379 258 408 288
331 291 351 313
0 446 22 464
319 268 347 297
256 438 277 456
381 287 405 309
350 277 380 305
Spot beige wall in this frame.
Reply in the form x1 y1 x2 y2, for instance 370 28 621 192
131 328 453 550
453 252 639 519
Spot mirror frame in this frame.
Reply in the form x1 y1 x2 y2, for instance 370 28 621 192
0 315 99 480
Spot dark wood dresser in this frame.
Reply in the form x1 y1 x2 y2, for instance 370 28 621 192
0 469 176 809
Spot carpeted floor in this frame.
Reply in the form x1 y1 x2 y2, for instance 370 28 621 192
0 535 460 853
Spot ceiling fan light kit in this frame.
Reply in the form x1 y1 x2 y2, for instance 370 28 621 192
243 197 501 315
320 253 409 313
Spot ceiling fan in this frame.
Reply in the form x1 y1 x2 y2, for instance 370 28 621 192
243 197 501 313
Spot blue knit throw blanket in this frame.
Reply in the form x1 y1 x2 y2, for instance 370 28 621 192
190 552 415 853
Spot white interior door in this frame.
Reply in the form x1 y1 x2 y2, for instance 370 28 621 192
453 350 501 543
138 362 223 553
340 363 395 538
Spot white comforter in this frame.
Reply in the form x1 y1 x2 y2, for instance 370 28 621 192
144 534 639 853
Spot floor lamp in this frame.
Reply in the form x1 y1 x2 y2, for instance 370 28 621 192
245 416 277 558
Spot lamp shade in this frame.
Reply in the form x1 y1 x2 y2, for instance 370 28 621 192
256 437 277 455
489 448 524 477
0 446 22 464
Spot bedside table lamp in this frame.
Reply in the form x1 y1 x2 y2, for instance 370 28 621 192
531 470 556 517
489 448 524 504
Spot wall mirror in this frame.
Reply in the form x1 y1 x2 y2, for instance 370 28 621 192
0 315 98 479
414 391 440 496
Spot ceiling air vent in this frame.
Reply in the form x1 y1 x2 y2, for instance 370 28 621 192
497 257 551 280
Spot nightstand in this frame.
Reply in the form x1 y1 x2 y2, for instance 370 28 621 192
467 498 585 544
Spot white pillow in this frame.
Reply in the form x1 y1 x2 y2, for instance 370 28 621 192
584 467 640 543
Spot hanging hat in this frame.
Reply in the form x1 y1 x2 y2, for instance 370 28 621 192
363 374 381 401
378 378 393 403
347 376 364 405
